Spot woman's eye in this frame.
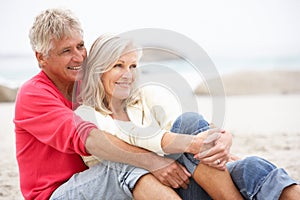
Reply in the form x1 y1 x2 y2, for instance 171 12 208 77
113 64 122 68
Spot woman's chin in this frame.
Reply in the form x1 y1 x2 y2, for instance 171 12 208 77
113 92 130 100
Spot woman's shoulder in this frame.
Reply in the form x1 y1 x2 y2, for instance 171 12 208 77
75 105 107 126
141 85 181 112
75 104 94 117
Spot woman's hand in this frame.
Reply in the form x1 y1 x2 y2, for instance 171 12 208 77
187 128 223 155
193 129 233 171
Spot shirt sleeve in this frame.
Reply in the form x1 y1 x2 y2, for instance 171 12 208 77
14 80 97 155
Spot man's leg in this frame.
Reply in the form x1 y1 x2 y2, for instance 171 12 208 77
50 160 180 200
170 112 243 200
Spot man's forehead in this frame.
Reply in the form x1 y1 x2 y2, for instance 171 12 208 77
51 34 84 48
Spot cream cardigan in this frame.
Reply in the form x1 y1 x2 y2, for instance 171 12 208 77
75 85 182 166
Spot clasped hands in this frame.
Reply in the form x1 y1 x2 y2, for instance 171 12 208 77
151 126 233 189
189 126 233 171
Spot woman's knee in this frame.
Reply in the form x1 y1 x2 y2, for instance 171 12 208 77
171 112 209 134
243 156 276 171
229 156 277 186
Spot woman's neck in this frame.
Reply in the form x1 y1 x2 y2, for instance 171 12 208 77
109 98 130 121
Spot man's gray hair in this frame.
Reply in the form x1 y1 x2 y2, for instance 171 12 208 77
29 8 83 56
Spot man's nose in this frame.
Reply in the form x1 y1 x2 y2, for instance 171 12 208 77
72 49 86 62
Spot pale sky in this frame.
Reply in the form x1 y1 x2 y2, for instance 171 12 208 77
1 0 300 59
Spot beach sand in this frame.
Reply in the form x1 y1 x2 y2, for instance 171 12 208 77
1 94 299 199
0 103 21 200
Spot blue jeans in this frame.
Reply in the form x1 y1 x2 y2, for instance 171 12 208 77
169 112 298 200
50 160 148 199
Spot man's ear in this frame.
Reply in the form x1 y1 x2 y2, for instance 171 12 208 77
35 52 46 68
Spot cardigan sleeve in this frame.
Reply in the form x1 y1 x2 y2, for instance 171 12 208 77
141 85 182 131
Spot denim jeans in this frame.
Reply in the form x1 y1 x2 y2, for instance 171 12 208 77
169 112 298 200
50 160 148 200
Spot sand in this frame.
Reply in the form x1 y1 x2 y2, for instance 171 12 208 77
0 103 21 200
1 93 299 199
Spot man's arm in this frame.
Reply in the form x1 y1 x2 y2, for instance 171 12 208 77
85 129 191 189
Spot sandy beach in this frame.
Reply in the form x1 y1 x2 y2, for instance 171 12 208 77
0 102 21 199
1 93 300 199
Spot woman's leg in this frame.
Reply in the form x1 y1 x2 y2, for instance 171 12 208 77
279 184 300 200
171 112 299 200
227 156 299 200
193 163 243 200
133 173 181 200
170 112 243 200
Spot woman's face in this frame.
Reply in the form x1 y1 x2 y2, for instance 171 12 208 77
102 51 138 101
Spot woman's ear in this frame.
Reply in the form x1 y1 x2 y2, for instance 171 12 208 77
35 52 46 68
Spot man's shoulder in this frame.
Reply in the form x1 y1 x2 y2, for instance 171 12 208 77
19 71 57 94
16 71 67 108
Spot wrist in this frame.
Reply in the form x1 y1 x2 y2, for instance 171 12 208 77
162 132 194 154
144 153 169 172
188 135 204 154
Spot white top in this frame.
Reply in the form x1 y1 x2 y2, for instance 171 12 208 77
75 85 182 156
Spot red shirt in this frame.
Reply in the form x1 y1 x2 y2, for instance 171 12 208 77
14 71 97 199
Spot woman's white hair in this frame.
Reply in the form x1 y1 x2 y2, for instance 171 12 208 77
78 34 143 115
29 8 83 56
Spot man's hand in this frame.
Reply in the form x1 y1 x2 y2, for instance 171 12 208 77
87 129 192 189
150 157 191 189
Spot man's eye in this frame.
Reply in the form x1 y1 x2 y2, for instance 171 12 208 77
78 43 85 49
62 49 70 53
130 64 137 68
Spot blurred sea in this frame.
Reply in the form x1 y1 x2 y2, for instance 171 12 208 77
0 54 40 88
1 53 300 89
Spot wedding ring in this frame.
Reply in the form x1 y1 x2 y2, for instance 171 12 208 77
216 159 221 165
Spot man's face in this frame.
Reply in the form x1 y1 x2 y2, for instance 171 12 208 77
37 31 87 88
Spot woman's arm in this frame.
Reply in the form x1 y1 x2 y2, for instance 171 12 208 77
85 128 191 189
161 128 233 171
161 128 223 155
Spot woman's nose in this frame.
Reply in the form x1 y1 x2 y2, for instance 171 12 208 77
122 70 133 79
123 66 136 78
